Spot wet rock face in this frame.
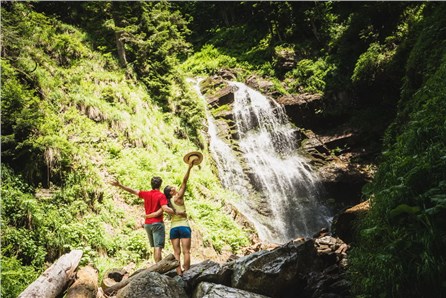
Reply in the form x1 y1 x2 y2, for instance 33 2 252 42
316 156 371 213
203 74 374 219
276 93 325 130
282 97 375 214
199 76 237 108
207 85 236 107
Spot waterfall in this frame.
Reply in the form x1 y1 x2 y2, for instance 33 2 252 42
196 79 331 243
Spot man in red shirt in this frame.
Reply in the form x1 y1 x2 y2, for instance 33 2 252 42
112 176 174 262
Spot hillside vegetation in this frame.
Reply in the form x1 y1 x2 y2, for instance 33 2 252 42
1 3 249 297
1 2 446 297
349 4 446 296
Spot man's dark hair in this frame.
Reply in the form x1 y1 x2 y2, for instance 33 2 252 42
151 176 162 189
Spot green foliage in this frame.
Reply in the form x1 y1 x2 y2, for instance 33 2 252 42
351 42 396 85
112 1 192 109
109 230 152 264
284 57 334 94
349 5 446 295
0 256 39 298
0 58 46 184
181 44 239 75
189 199 249 253
1 4 250 296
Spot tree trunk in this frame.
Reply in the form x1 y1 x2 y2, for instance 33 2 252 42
65 265 98 298
310 19 320 42
115 31 127 67
103 253 179 296
18 250 83 298
219 7 230 26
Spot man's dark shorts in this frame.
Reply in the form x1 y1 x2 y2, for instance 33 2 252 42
144 223 165 248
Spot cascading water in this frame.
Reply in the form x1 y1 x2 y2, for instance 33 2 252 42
196 79 331 243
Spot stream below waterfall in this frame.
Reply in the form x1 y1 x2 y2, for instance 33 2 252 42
195 79 332 243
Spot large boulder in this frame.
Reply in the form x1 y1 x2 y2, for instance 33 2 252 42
230 239 323 297
179 260 229 295
304 265 351 298
193 282 270 298
332 200 370 243
116 271 187 298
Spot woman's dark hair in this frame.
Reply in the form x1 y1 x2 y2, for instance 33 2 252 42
163 186 173 200
164 185 175 211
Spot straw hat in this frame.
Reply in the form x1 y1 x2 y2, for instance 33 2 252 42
183 151 203 165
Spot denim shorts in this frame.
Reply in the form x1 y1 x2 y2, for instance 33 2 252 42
144 223 165 248
170 226 192 239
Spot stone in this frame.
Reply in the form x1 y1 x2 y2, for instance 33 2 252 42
116 271 187 298
230 240 323 297
180 260 226 294
207 85 236 107
332 200 370 243
193 282 270 298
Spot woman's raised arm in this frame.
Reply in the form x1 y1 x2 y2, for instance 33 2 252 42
176 163 194 201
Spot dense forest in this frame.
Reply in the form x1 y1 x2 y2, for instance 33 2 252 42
1 1 445 297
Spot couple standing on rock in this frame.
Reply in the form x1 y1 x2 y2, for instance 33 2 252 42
112 152 203 276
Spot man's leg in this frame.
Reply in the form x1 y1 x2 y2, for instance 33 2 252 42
152 223 165 263
153 247 162 263
144 224 156 262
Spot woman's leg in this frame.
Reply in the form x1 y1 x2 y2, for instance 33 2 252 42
171 238 182 275
180 237 192 271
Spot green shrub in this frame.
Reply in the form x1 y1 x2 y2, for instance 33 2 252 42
284 58 334 94
0 256 39 298
351 42 396 85
181 44 238 75
190 200 249 253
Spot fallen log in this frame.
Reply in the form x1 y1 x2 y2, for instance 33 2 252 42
18 250 83 298
104 253 179 296
101 268 129 290
65 265 98 298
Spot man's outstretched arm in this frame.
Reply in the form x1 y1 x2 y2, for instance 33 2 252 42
111 179 139 196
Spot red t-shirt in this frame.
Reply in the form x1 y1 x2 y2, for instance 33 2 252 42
138 189 168 224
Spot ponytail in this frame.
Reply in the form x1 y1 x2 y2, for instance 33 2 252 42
163 186 175 212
